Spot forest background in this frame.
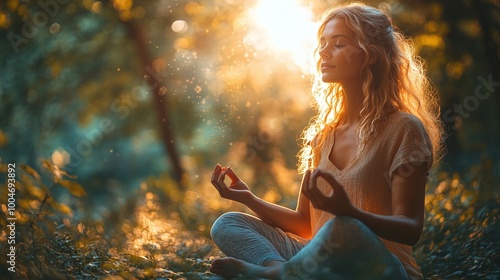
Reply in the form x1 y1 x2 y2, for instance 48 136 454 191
0 0 499 279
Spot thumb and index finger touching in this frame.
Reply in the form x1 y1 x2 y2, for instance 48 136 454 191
214 164 241 183
310 169 341 191
302 169 341 200
223 166 240 182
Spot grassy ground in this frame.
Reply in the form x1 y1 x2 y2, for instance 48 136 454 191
0 163 499 279
2 192 498 279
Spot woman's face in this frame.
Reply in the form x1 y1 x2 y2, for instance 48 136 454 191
319 17 365 85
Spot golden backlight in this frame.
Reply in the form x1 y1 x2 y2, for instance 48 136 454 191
245 0 318 73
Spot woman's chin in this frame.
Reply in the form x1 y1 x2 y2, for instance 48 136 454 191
321 75 338 84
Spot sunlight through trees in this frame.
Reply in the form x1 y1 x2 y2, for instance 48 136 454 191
0 0 499 278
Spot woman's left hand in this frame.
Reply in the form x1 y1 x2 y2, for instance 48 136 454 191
302 169 356 216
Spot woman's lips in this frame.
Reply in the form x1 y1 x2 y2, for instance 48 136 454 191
321 64 336 71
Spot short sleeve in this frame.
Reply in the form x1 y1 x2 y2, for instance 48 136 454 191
388 115 433 179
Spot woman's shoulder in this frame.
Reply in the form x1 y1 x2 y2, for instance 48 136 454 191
388 111 420 123
384 112 434 173
374 112 430 145
386 111 426 131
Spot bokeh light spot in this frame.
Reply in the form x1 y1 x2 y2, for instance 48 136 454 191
49 23 60 35
91 1 102 13
185 2 202 15
52 149 70 167
171 20 188 33
174 37 189 50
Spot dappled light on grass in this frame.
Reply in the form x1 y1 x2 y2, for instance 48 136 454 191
114 189 217 279
415 169 499 279
0 159 498 278
126 192 172 255
0 161 221 279
1 0 499 278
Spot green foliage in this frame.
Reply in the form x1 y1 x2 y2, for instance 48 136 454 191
1 161 499 279
0 162 219 279
0 160 85 229
0 161 86 278
415 168 500 279
0 0 499 278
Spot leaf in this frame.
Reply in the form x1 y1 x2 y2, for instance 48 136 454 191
101 262 119 271
41 160 54 173
58 180 86 197
77 223 85 234
20 164 41 181
55 202 73 216
58 169 77 179
28 184 46 200
128 254 152 267
0 129 7 148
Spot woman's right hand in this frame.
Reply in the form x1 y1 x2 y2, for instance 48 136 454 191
210 164 252 203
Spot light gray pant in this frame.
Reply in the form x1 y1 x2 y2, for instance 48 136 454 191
211 212 409 280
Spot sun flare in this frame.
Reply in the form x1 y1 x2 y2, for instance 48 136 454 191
245 0 317 73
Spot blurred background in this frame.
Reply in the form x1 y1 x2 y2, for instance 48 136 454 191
1 0 499 217
0 0 499 278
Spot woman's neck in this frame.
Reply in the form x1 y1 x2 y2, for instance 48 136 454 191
341 82 363 126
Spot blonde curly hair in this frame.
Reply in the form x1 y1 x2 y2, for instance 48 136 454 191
297 3 444 173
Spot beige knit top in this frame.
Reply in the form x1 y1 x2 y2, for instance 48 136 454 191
310 112 432 280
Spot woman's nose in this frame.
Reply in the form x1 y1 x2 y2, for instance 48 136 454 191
319 45 329 59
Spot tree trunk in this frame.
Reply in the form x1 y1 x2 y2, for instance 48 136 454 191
123 20 186 188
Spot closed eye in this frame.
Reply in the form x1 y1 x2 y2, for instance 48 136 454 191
335 38 347 48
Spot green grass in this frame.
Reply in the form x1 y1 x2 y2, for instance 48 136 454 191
0 162 498 279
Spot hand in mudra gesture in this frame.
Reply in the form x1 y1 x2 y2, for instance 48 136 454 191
302 169 356 217
211 164 252 203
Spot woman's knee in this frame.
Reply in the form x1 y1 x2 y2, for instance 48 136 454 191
210 212 248 242
286 217 398 279
318 216 378 251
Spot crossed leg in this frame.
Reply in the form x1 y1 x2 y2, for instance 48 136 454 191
281 217 409 279
210 212 305 279
210 213 408 279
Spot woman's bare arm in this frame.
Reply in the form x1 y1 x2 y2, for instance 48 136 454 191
350 164 426 245
211 164 312 239
303 164 427 246
244 181 312 239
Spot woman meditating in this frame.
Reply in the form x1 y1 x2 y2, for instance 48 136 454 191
209 3 443 279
